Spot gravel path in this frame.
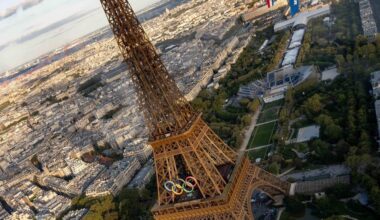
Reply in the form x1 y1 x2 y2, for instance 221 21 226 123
238 106 262 158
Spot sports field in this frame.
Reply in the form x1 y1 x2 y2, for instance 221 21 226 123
247 100 282 152
257 107 280 124
262 99 283 111
248 121 277 148
248 146 269 161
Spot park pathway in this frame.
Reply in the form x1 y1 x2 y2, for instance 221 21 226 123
255 119 279 127
238 106 262 158
245 144 272 152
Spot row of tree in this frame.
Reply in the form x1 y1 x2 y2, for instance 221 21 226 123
67 176 157 220
191 26 289 148
297 0 363 70
277 0 380 217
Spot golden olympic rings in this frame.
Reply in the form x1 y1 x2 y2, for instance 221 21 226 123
164 176 198 195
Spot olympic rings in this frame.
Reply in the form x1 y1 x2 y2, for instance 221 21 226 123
164 176 198 195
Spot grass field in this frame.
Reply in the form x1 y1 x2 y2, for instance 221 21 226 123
248 121 278 148
257 107 280 124
248 146 269 161
262 99 284 111
256 100 282 124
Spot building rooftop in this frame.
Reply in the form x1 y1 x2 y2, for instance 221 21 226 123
282 47 300 66
274 5 331 32
289 29 305 49
296 125 320 143
321 67 339 81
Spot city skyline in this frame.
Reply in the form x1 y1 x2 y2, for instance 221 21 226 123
1 0 380 219
0 0 160 74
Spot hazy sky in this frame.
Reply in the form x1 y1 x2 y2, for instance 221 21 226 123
0 0 160 73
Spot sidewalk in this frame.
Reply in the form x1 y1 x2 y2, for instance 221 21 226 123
239 106 262 158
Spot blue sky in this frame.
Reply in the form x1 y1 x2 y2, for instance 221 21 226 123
0 0 160 73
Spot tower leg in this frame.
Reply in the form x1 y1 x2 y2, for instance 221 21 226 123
152 158 290 220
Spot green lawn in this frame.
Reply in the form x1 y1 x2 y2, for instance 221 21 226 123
257 107 280 124
262 99 284 111
248 121 278 148
248 146 269 161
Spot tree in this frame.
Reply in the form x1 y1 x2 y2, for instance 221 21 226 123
303 94 322 116
284 197 305 217
310 140 332 163
239 98 250 107
325 216 346 220
315 114 334 127
279 108 289 125
346 109 357 144
271 154 284 164
314 197 341 218
248 98 261 113
355 35 368 47
345 154 371 170
357 131 371 154
326 184 354 199
369 53 377 65
354 173 377 192
293 158 303 169
335 140 350 161
370 186 380 216
104 212 119 220
376 35 380 53
83 212 103 220
192 97 208 111
267 162 280 175
357 108 367 130
346 54 353 64
119 189 145 218
324 123 343 143
78 195 117 219
241 115 252 126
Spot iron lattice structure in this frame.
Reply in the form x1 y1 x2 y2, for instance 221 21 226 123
100 0 291 219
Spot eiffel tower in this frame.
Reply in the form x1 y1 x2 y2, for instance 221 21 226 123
100 0 290 219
